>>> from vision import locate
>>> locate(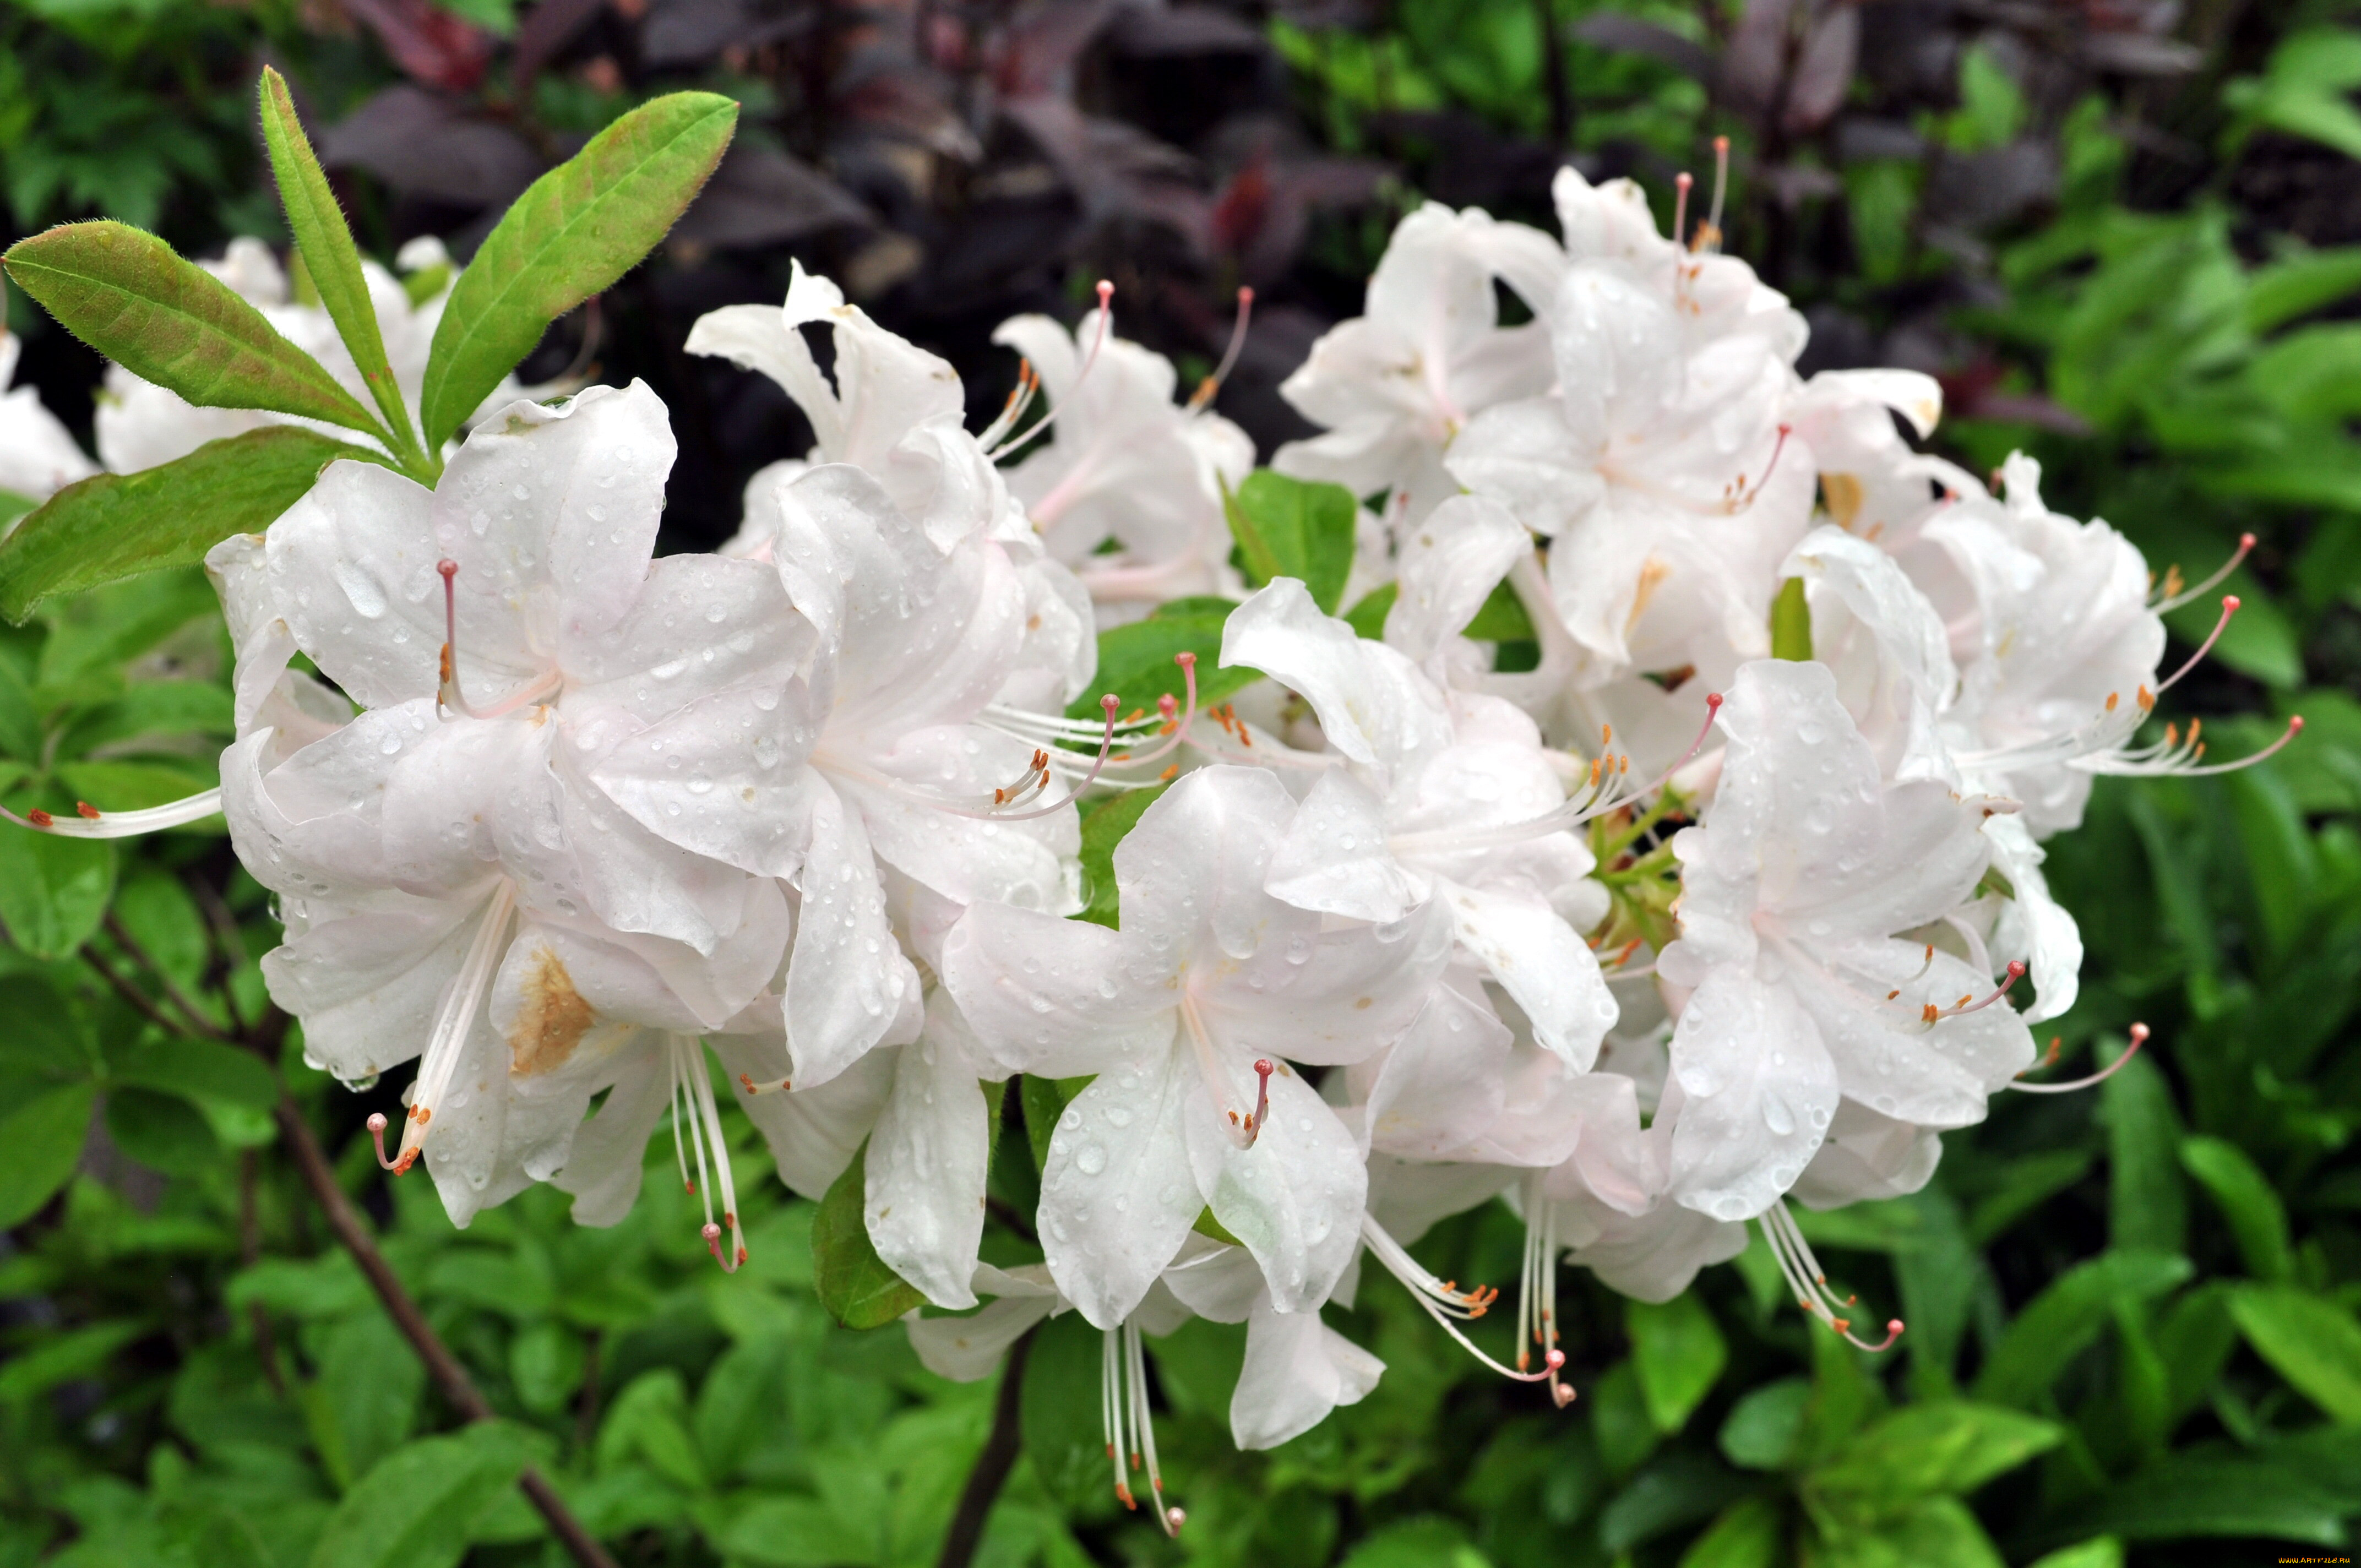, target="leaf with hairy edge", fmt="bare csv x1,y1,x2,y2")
258,68,423,470
418,92,737,449
2,223,383,437
0,427,380,622
811,1135,925,1329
